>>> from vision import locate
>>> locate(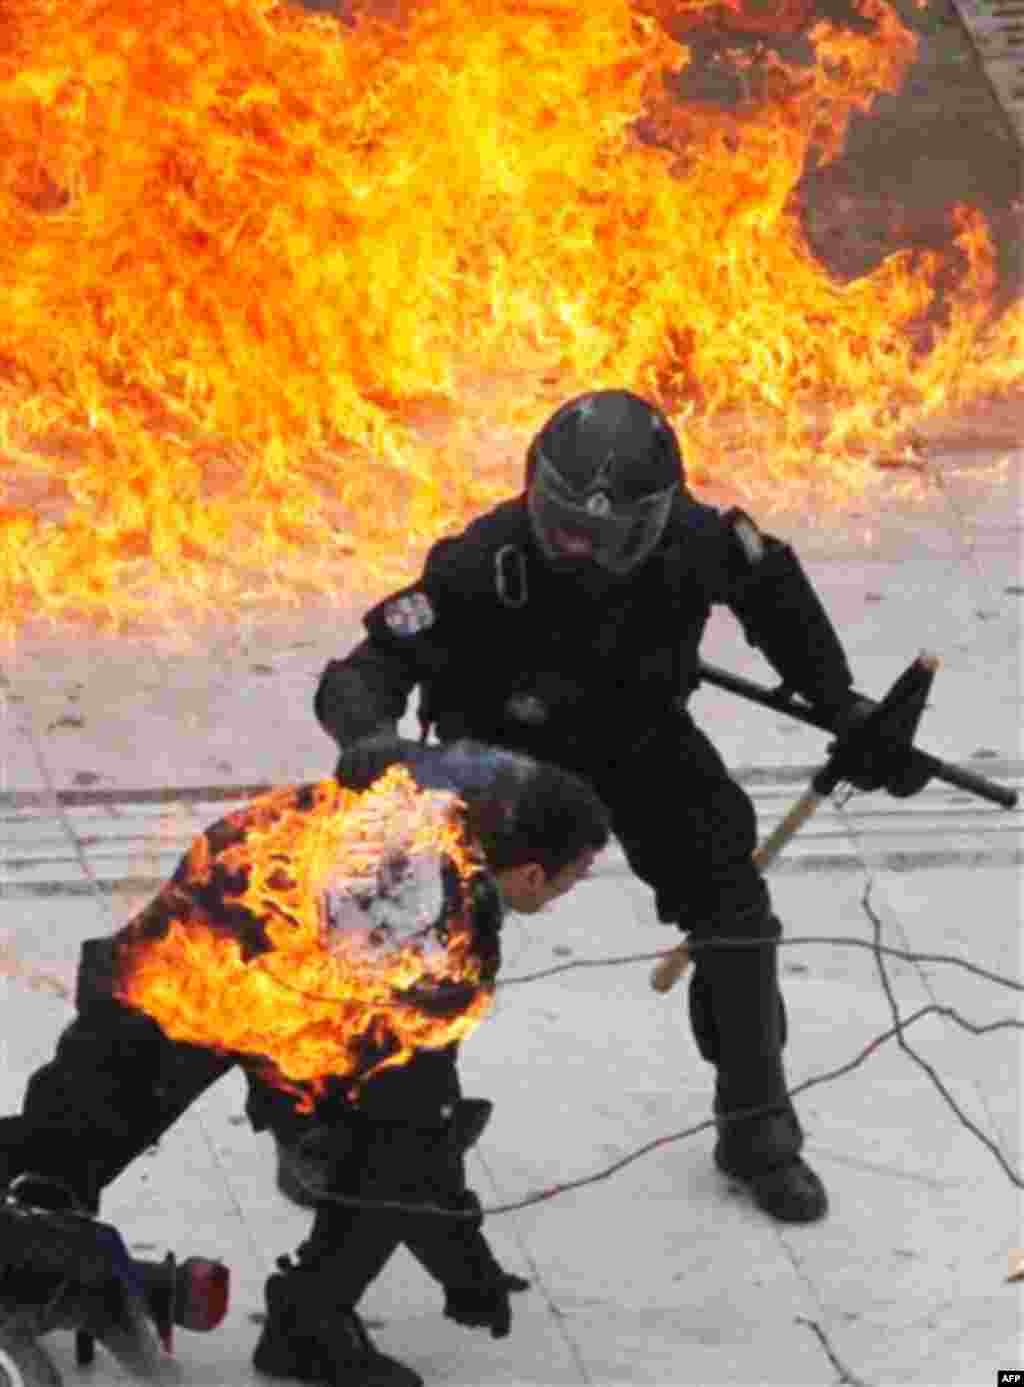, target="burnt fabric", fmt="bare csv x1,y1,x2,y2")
254,1268,425,1387
4,755,503,1213
15,951,233,1208
316,492,857,1163
14,786,347,1206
